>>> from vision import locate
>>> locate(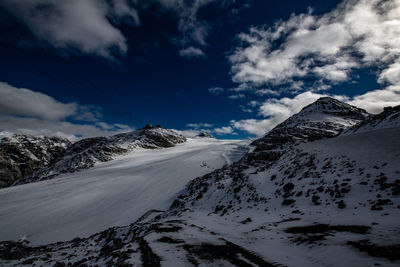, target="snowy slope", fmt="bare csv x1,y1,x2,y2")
0,138,248,245
1,125,398,266
0,99,399,266
16,127,186,185
342,105,400,135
